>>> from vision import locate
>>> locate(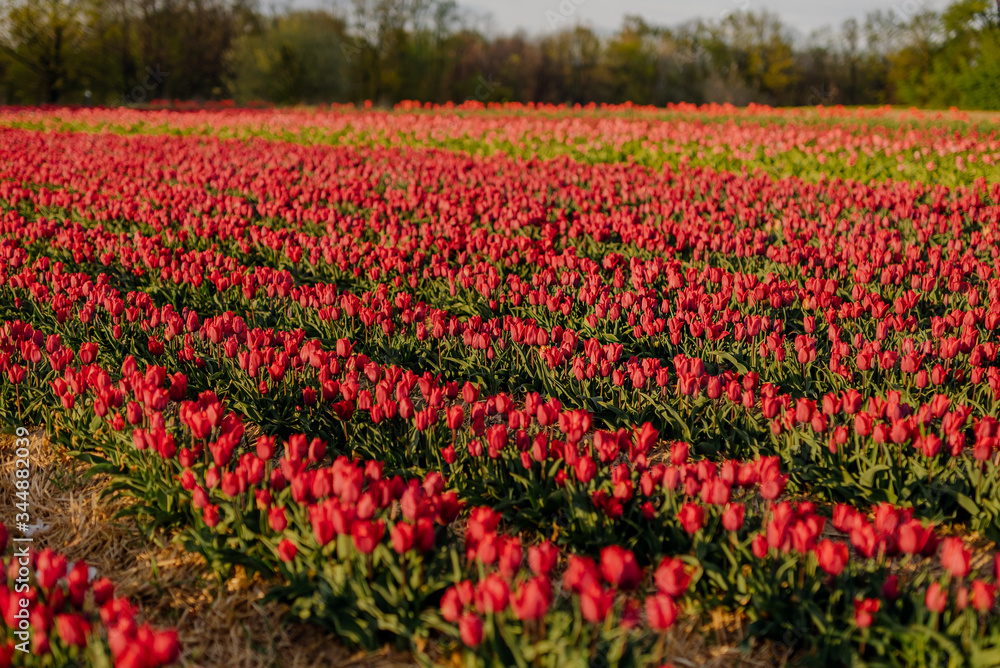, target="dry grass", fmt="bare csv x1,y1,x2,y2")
0,430,789,667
